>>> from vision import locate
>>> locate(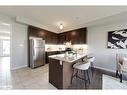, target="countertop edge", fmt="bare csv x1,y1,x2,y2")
49,54,87,63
